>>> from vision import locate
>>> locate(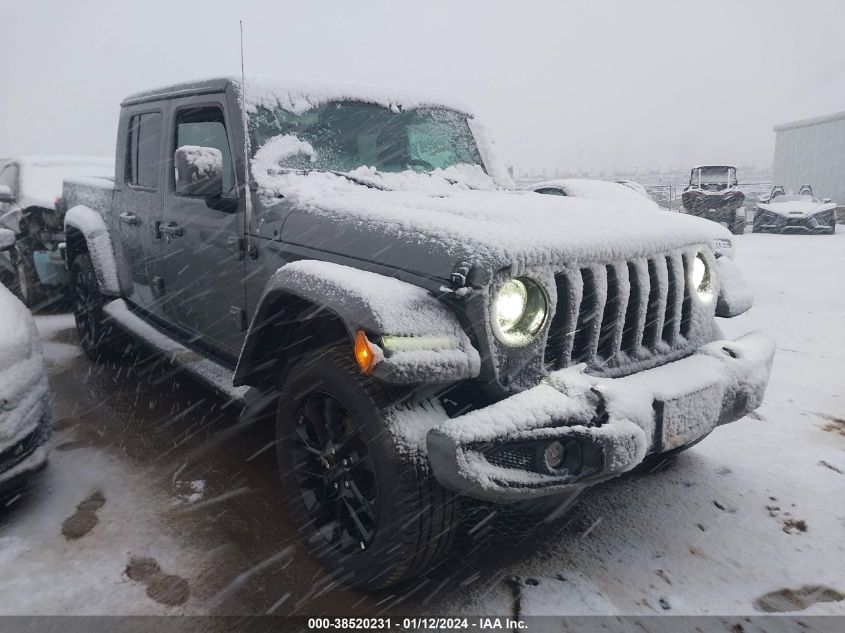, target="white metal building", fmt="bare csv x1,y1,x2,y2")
773,110,845,212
